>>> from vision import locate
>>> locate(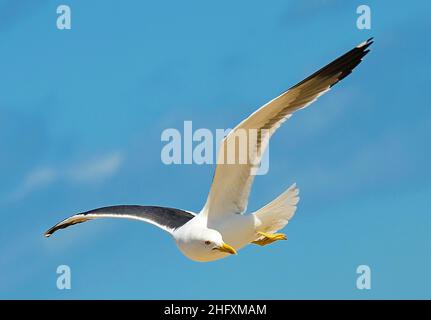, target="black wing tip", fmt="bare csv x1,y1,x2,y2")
359,37,374,46
43,214,89,238
290,38,373,91
44,219,66,238
328,38,374,87
44,226,58,238
356,37,374,53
